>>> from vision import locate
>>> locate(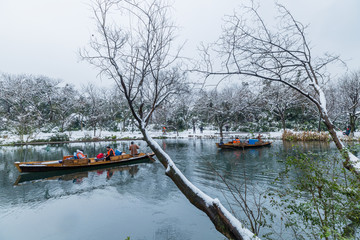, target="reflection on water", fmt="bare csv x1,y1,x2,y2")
0,139,340,240
14,165,140,186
